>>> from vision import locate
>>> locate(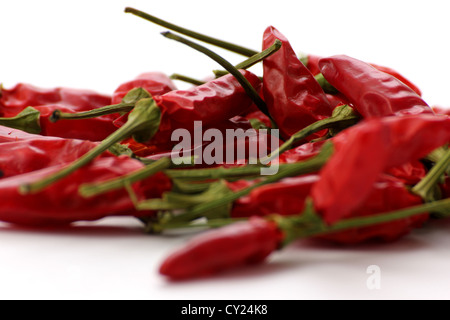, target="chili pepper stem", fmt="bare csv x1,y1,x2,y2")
50,87,151,122
411,147,450,202
161,31,270,118
79,157,172,198
0,107,41,134
213,39,283,78
124,7,258,57
19,98,161,194
262,105,359,162
160,142,334,226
